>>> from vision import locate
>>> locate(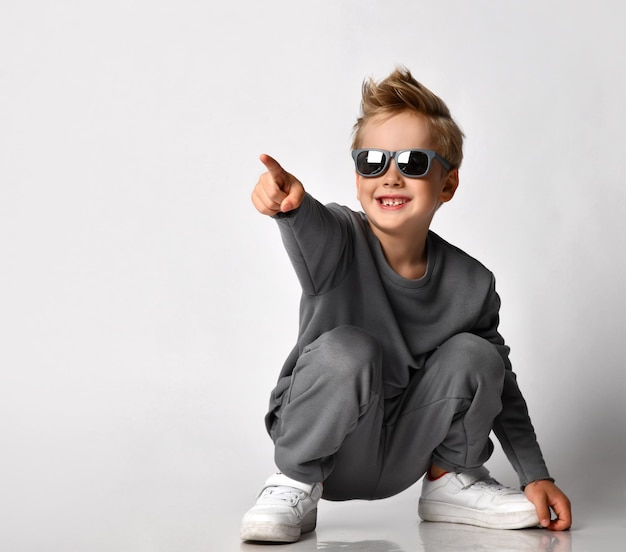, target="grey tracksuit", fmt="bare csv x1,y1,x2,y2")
265,193,551,499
